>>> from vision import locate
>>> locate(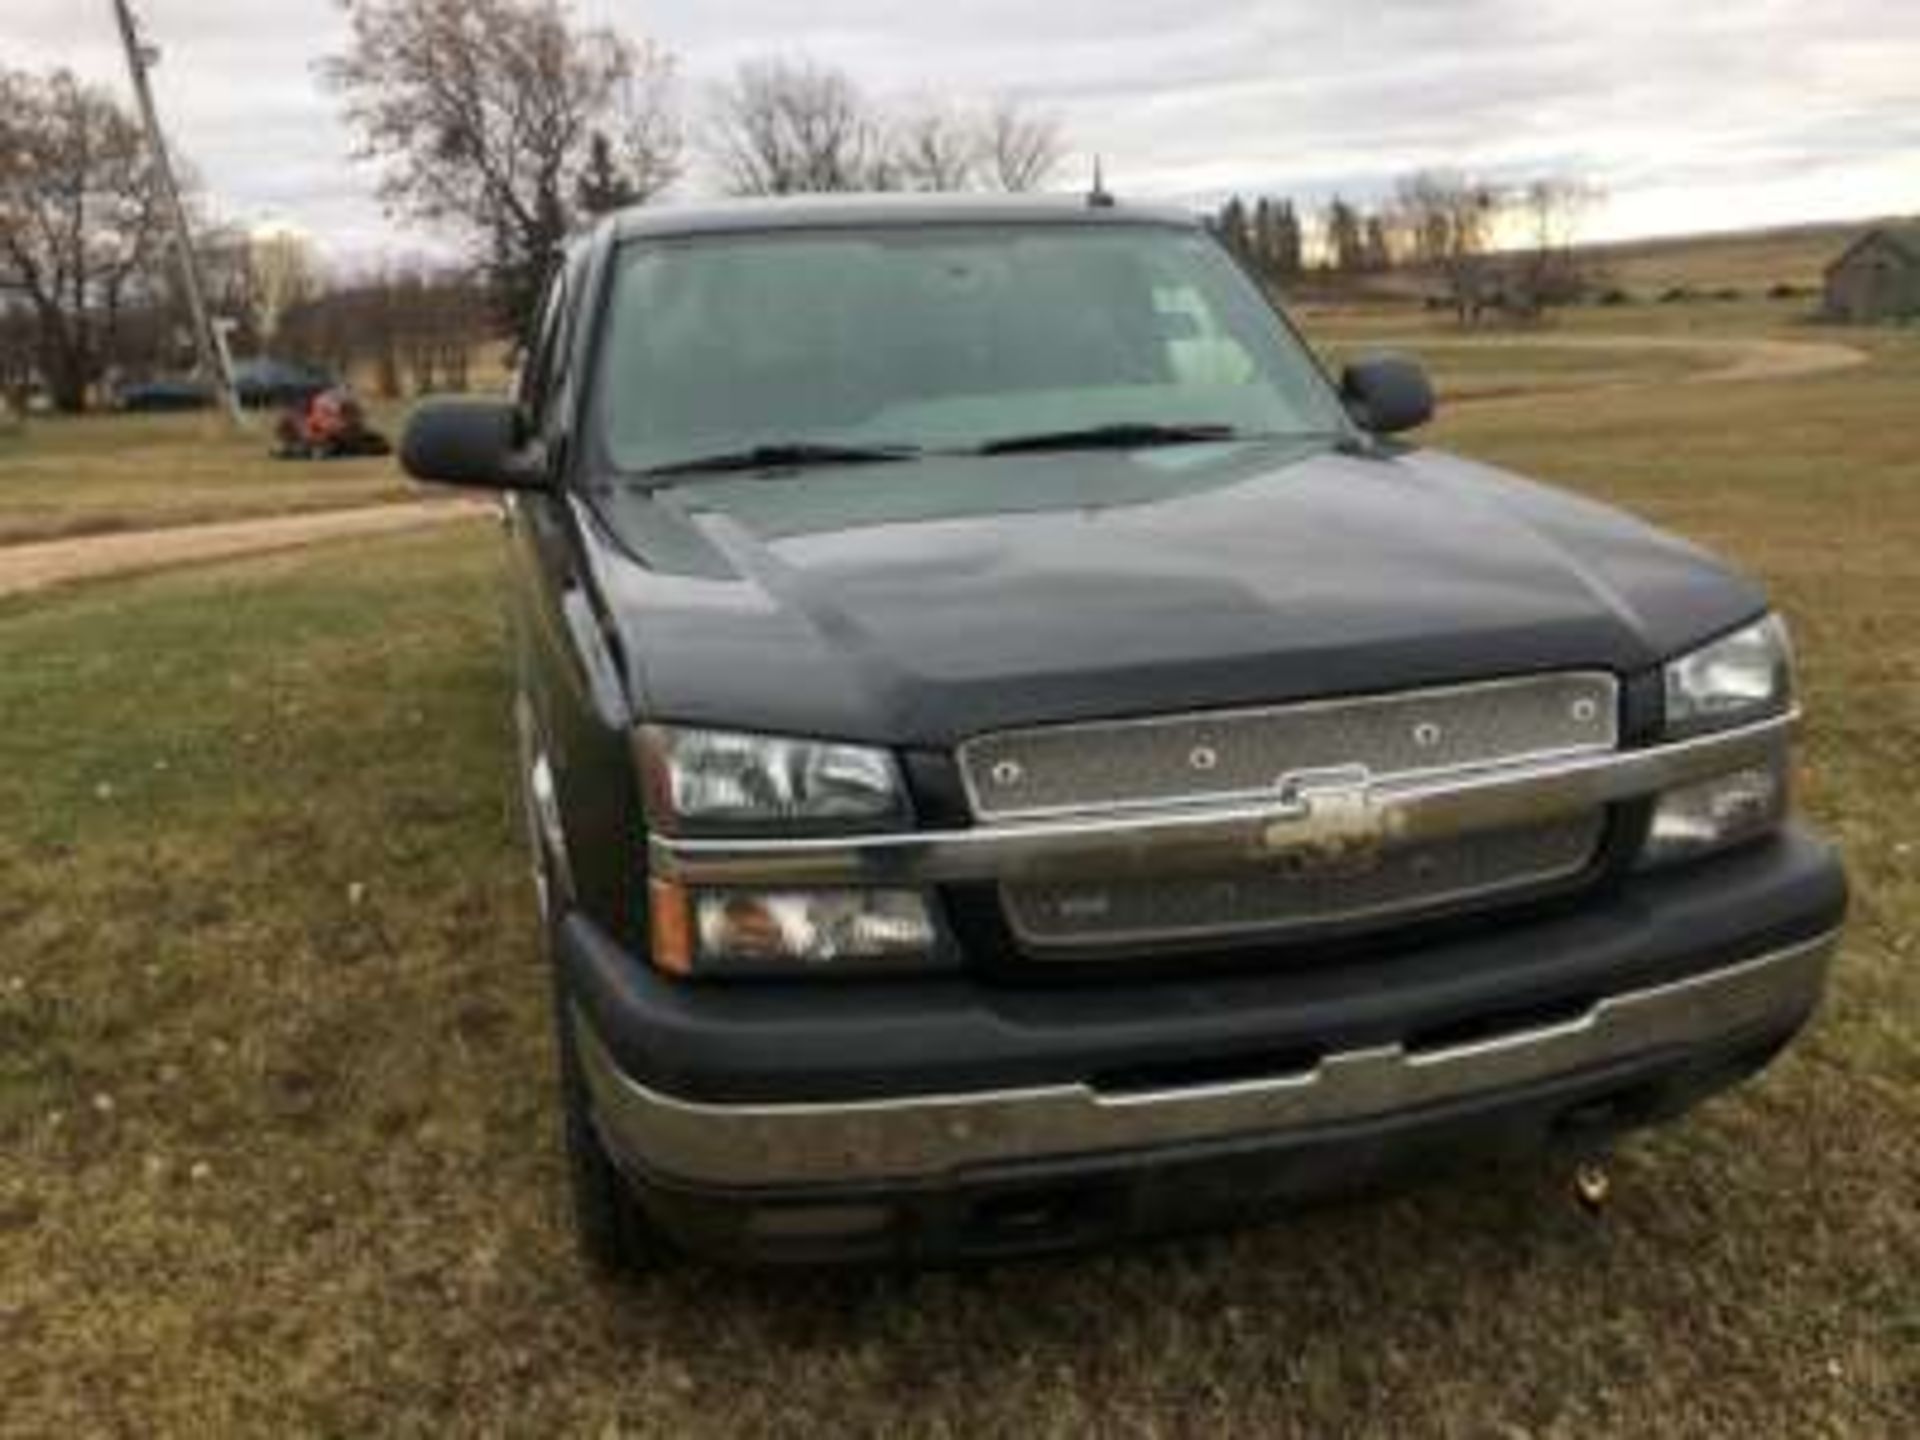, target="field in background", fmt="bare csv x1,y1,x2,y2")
2,293,1917,1434
0,406,414,547
1580,218,1888,294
